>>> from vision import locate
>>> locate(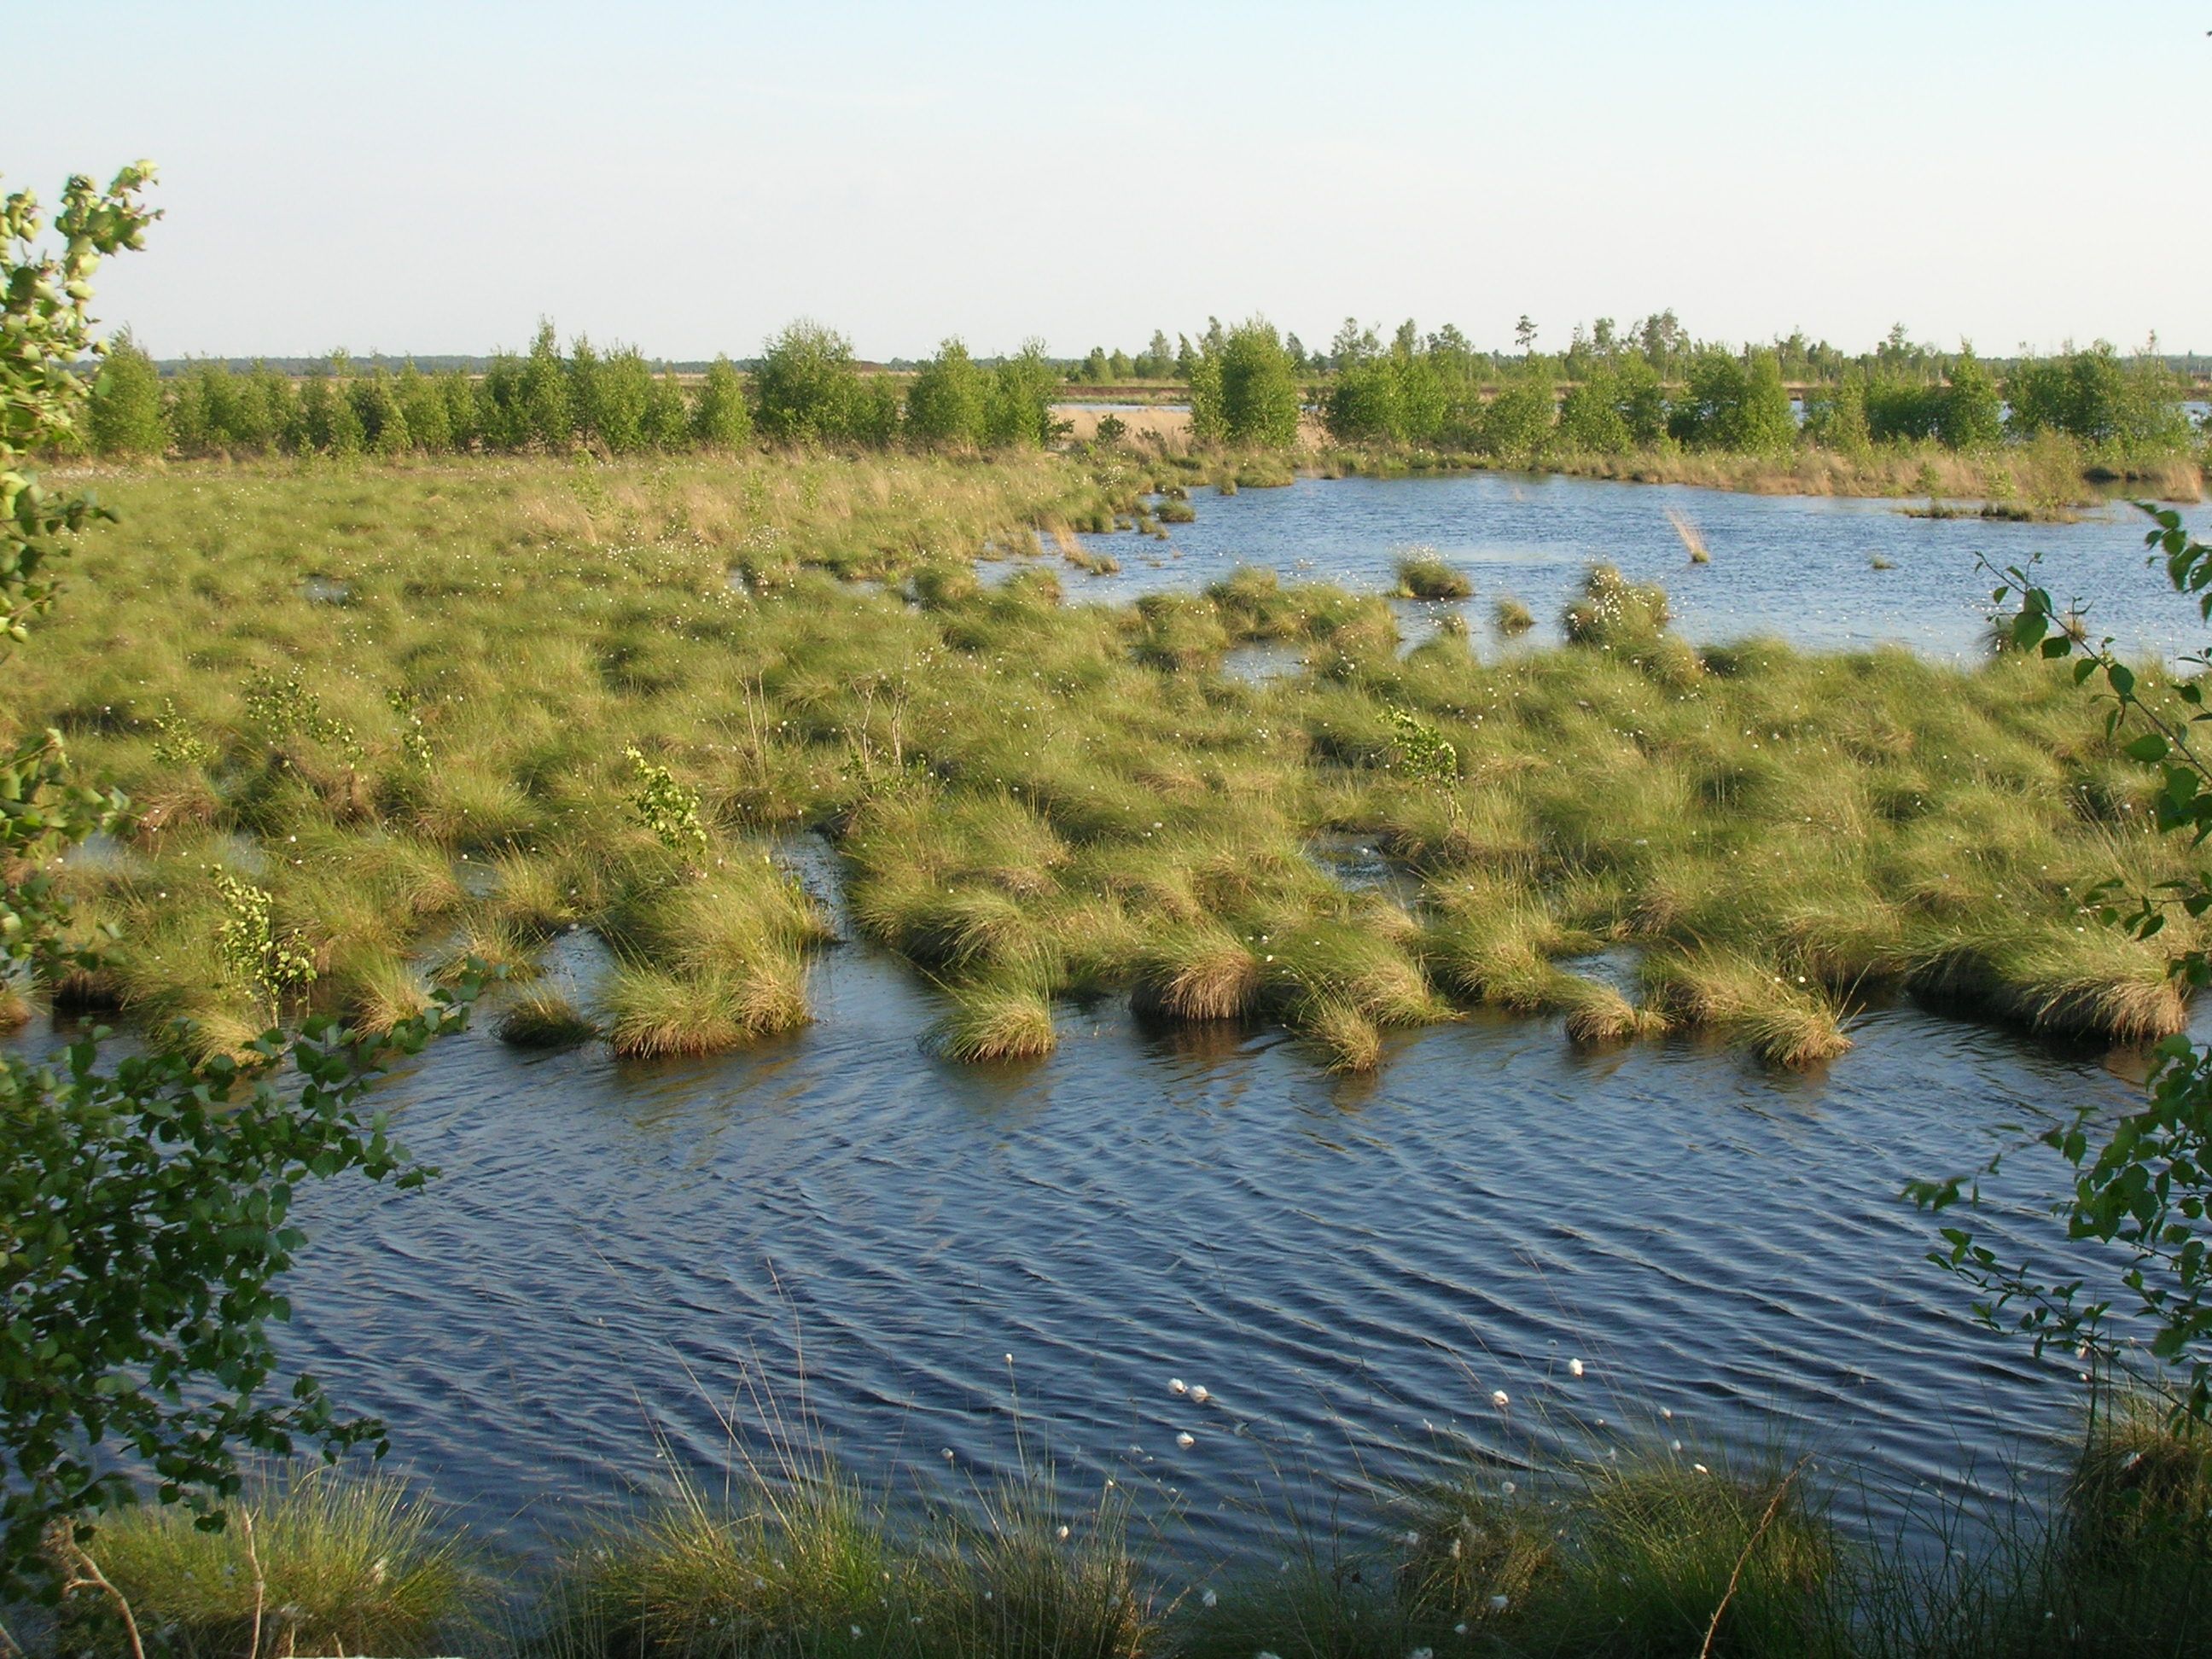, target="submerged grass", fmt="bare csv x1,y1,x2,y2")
14,453,2203,1075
